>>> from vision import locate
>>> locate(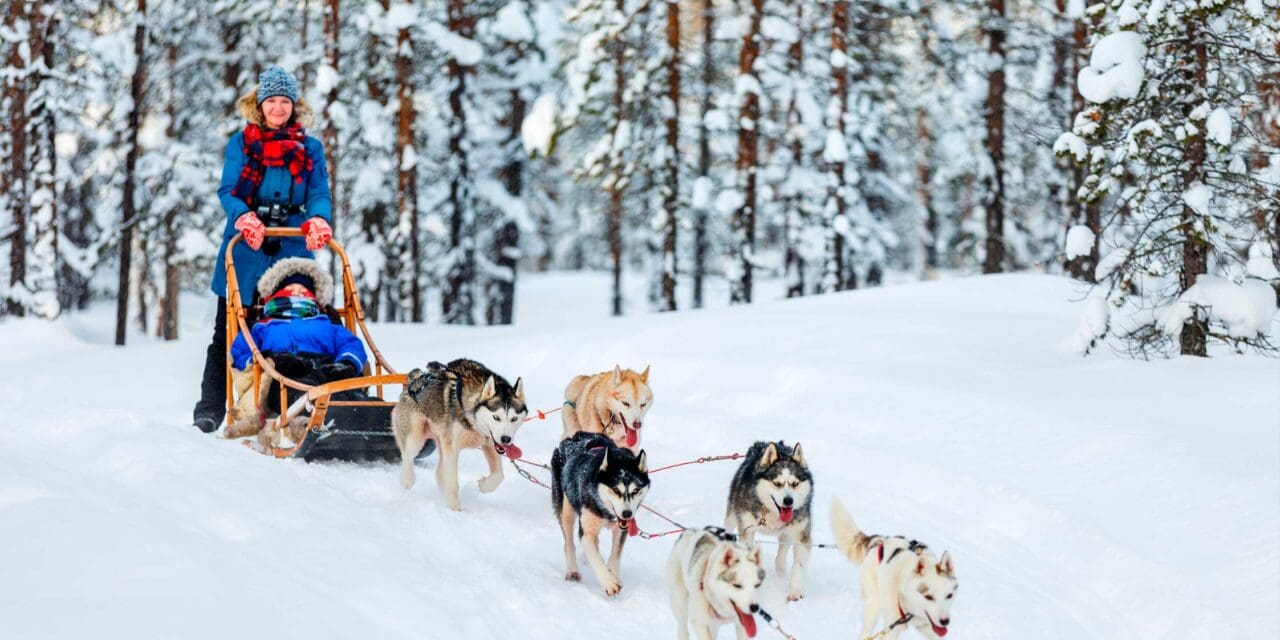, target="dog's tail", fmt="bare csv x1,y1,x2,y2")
831,497,872,564
550,444,566,515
